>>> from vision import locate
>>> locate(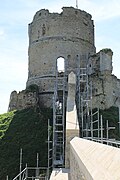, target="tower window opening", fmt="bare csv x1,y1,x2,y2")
57,57,65,75
42,24,46,36
57,57,65,77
